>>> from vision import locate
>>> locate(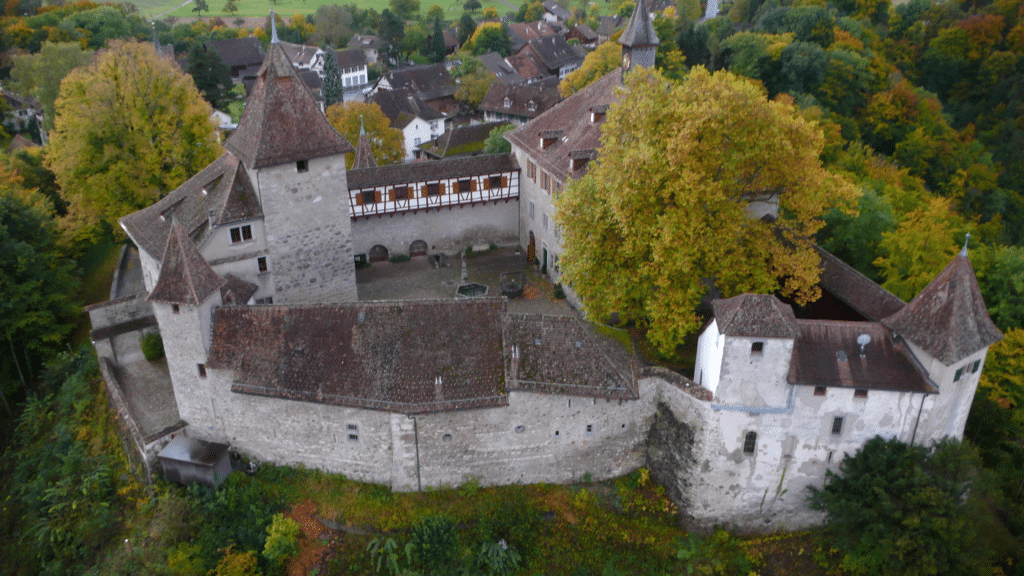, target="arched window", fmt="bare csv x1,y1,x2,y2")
743,431,757,454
